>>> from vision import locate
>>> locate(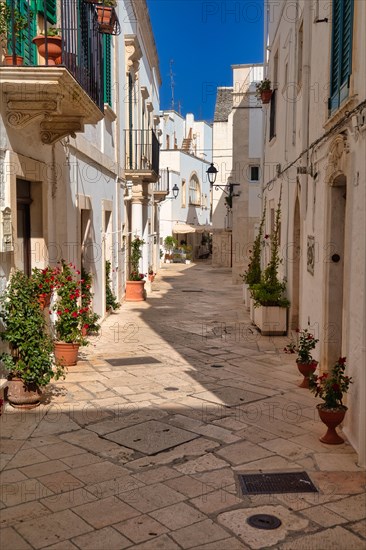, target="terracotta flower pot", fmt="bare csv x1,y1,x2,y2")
125,280,146,302
32,35,62,65
317,404,347,445
260,89,273,104
4,54,24,66
38,293,51,310
54,342,79,366
148,274,155,282
297,360,318,388
95,6,116,34
7,377,41,409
